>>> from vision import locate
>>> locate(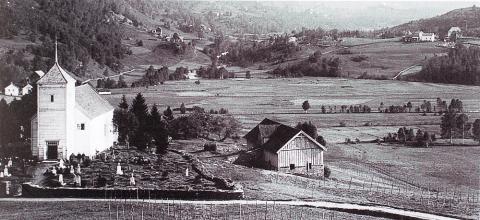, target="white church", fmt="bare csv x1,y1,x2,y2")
31,44,117,160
